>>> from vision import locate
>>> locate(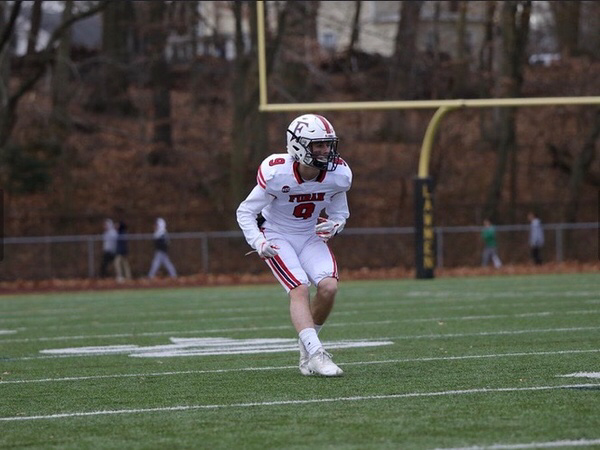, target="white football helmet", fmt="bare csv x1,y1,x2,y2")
286,114,340,171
